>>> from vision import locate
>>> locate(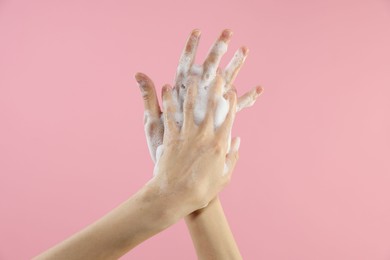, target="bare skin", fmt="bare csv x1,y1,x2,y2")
185,198,242,260
135,29,263,260
136,28,263,163
33,72,239,260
